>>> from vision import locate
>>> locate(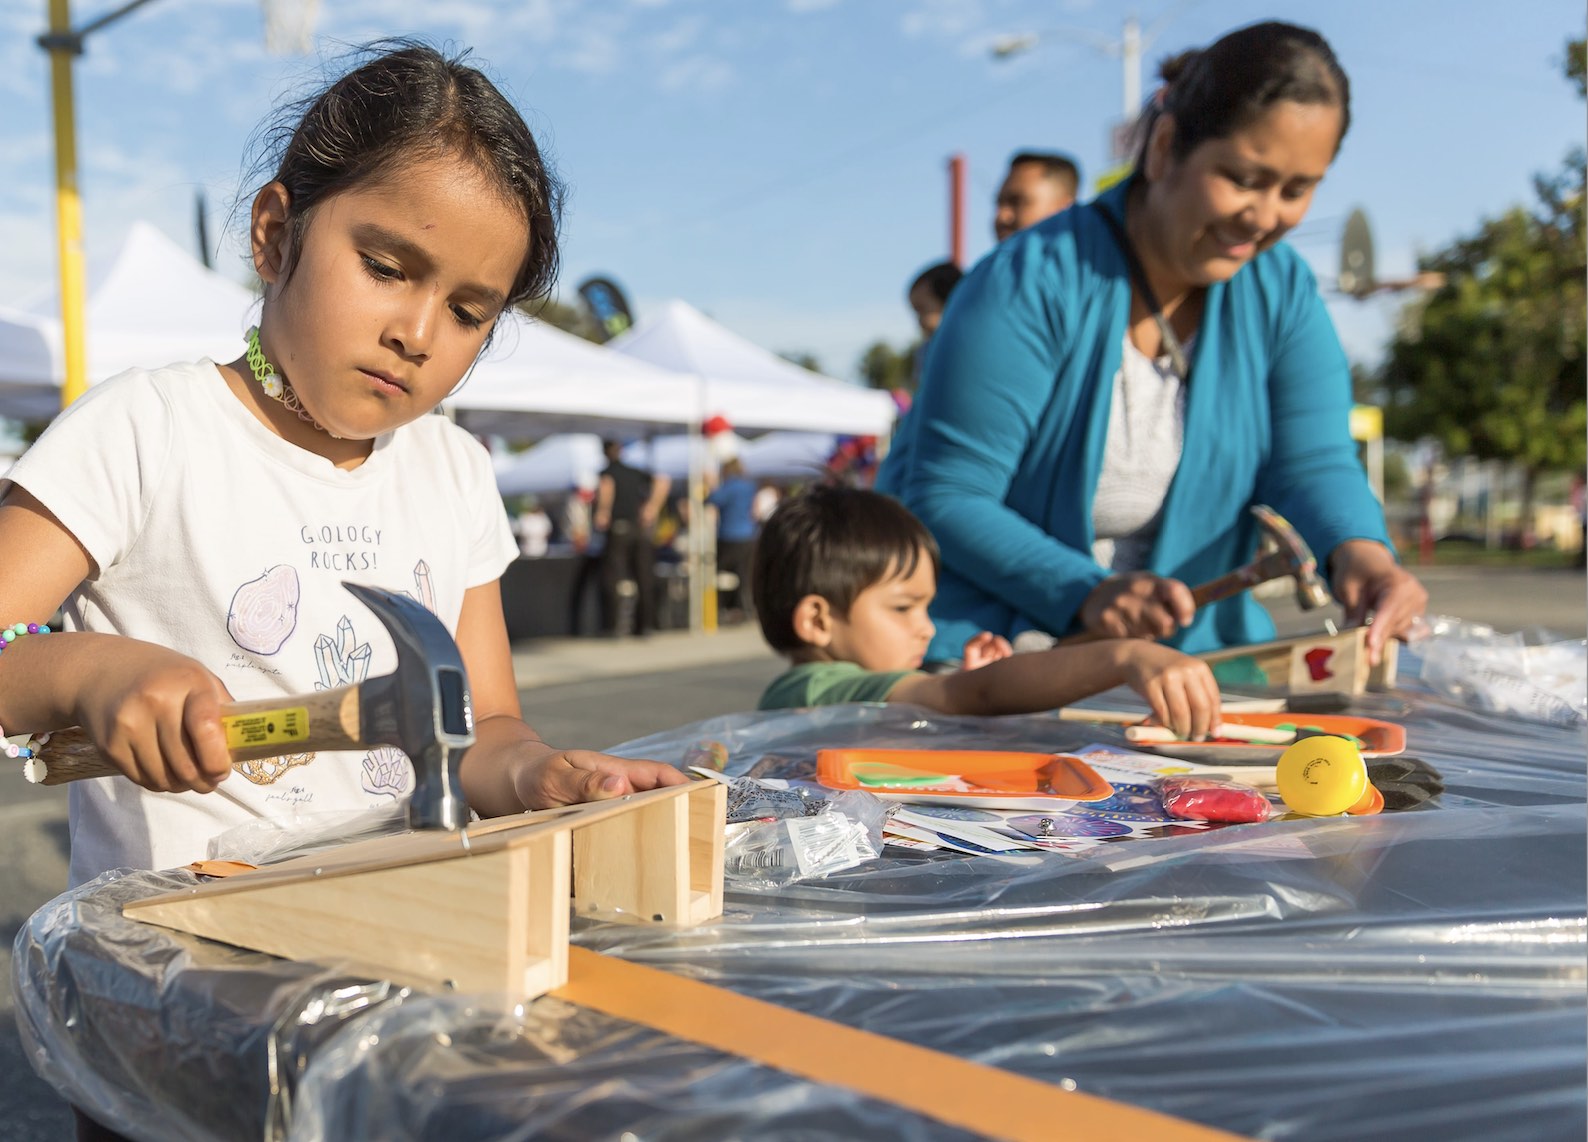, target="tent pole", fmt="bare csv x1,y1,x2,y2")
687,394,704,634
